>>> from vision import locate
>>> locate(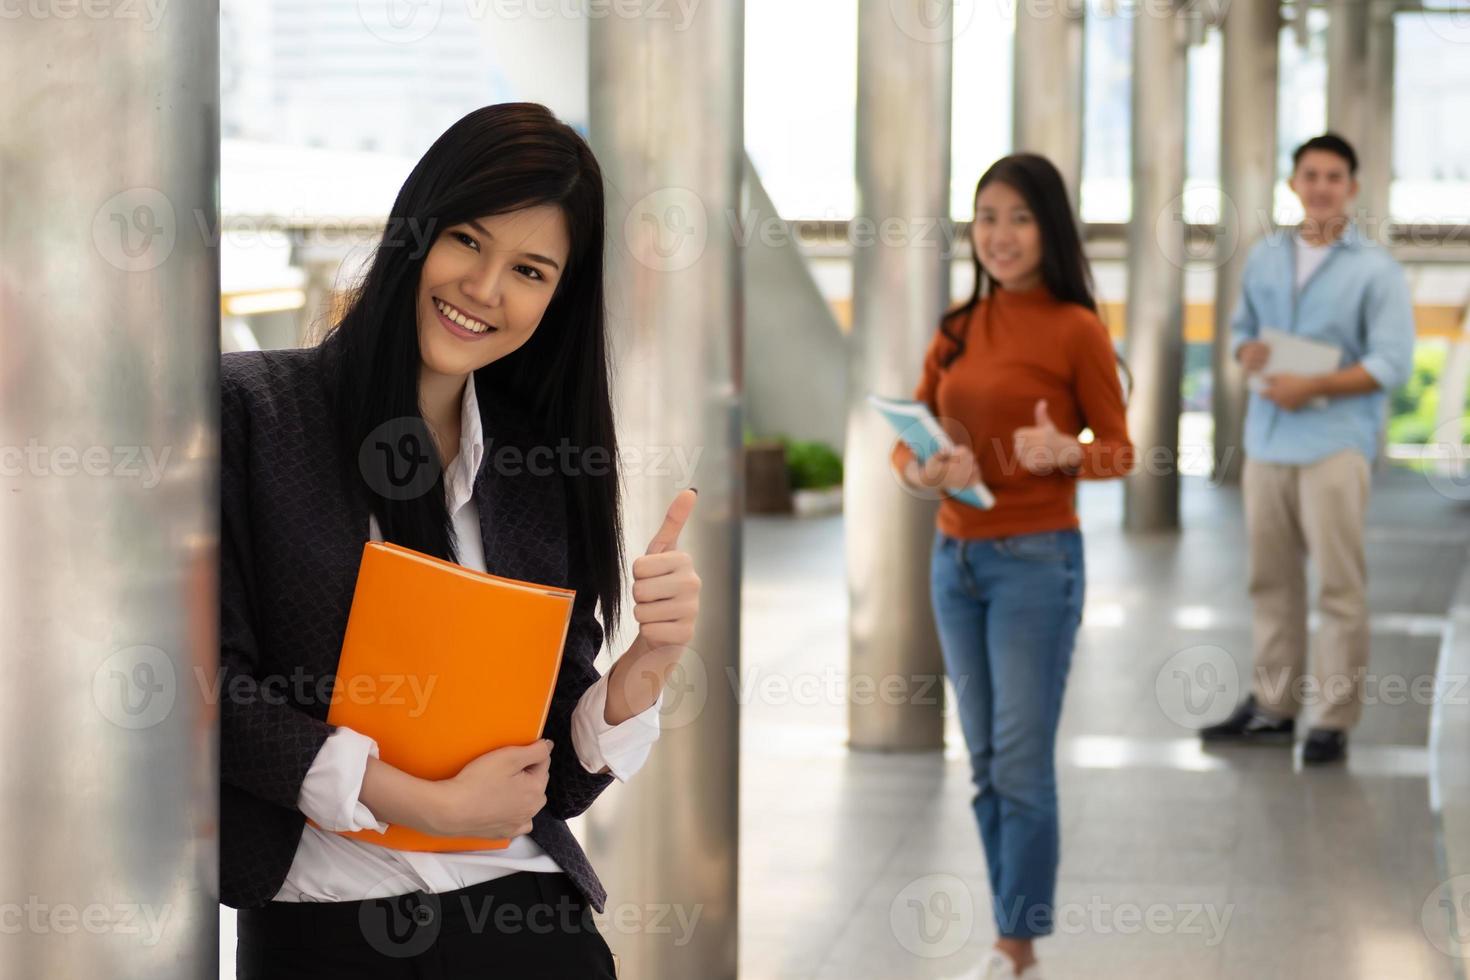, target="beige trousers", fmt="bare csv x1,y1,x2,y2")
1243,448,1371,731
